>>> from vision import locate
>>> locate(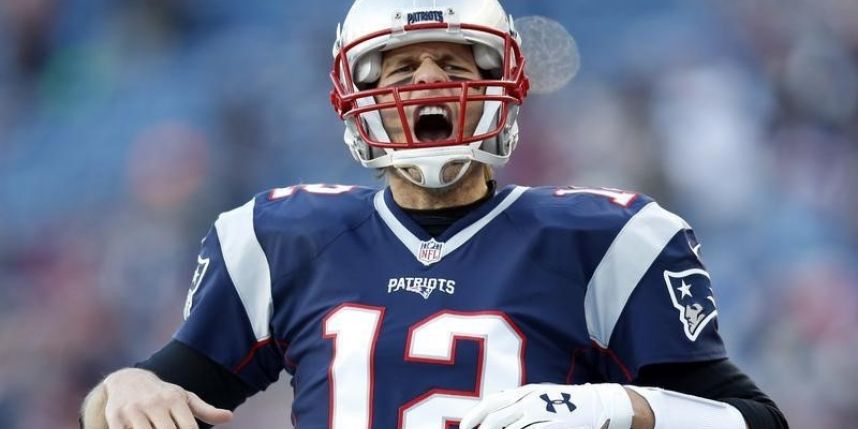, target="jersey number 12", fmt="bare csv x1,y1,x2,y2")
323,304,525,429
